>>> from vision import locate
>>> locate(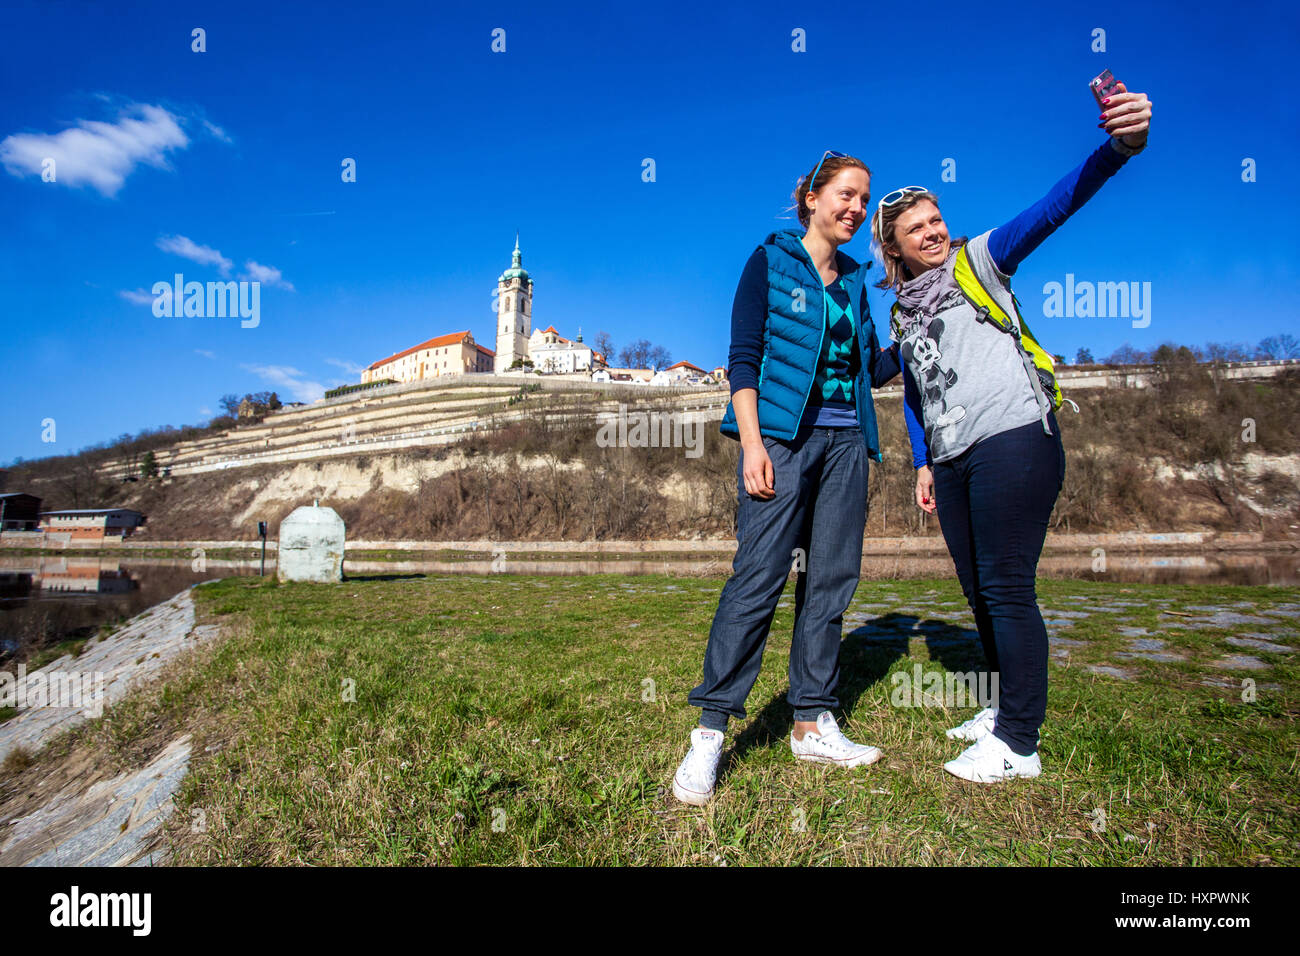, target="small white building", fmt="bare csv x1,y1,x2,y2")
529,325,602,374
650,360,709,385
599,368,654,384
665,360,708,382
